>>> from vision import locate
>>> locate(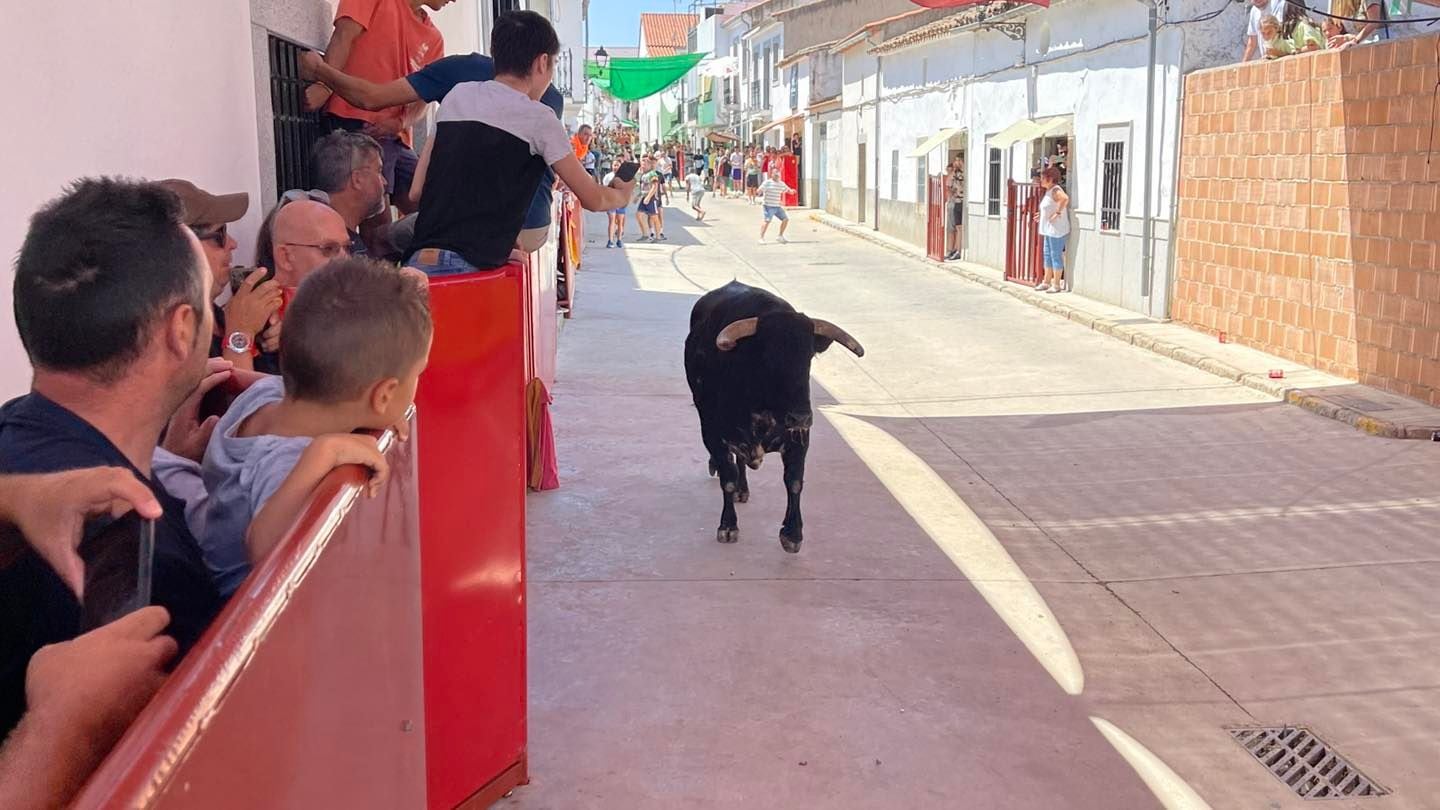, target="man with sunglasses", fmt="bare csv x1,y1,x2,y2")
156,180,281,375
